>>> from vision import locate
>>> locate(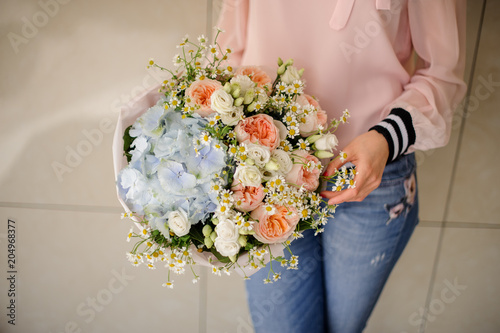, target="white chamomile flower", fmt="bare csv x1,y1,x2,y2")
273,273,282,281
291,80,304,94
276,82,287,93
283,112,296,125
339,151,348,162
208,44,218,56
214,26,225,33
200,131,212,145
297,139,309,151
172,54,182,66
126,227,134,242
263,204,276,215
211,265,222,276
197,34,207,45
287,125,300,138
162,281,174,289
341,109,350,122
314,228,325,236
